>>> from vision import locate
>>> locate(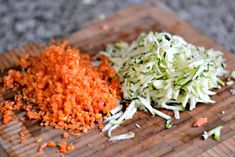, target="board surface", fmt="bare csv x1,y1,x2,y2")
0,1,235,157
